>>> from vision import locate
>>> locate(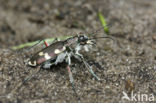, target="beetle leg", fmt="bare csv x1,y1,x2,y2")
73,53,100,81
54,38,59,42
9,67,41,96
25,39,44,52
43,37,60,47
55,52,67,65
43,40,49,47
87,60,104,71
23,66,41,84
67,66,74,89
66,65,78,97
67,53,71,65
70,47,99,80
42,60,55,69
72,53,82,62
27,38,59,52
83,60,100,81
65,52,79,97
75,44,83,56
